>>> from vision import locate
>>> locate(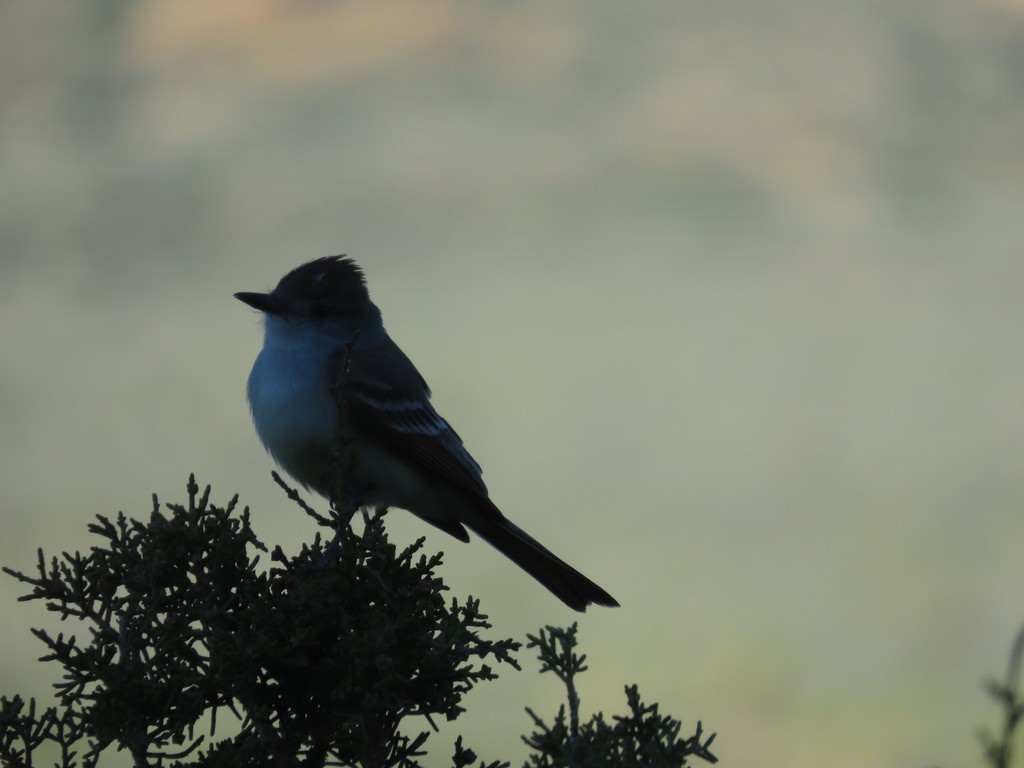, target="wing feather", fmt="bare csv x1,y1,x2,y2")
334,342,489,500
